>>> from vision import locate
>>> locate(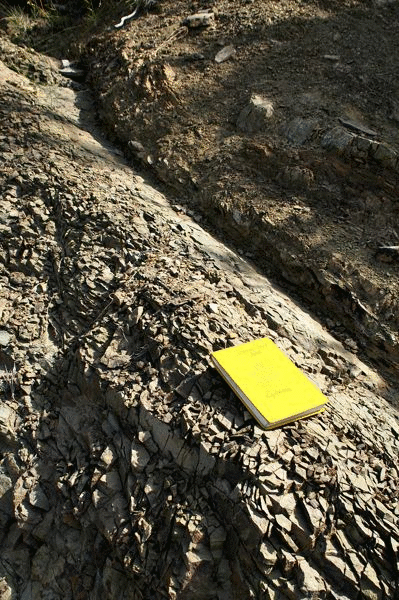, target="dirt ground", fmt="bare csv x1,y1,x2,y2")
60,0,398,371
